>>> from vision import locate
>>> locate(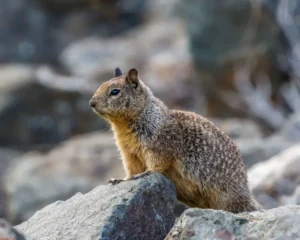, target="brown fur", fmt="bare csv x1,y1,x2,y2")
90,68,262,213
